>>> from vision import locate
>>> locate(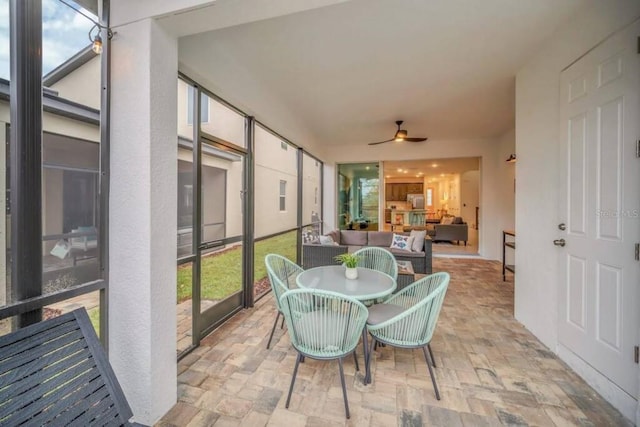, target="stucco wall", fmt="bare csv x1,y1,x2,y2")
515,1,640,421
255,126,298,237
49,55,101,110
514,0,640,351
